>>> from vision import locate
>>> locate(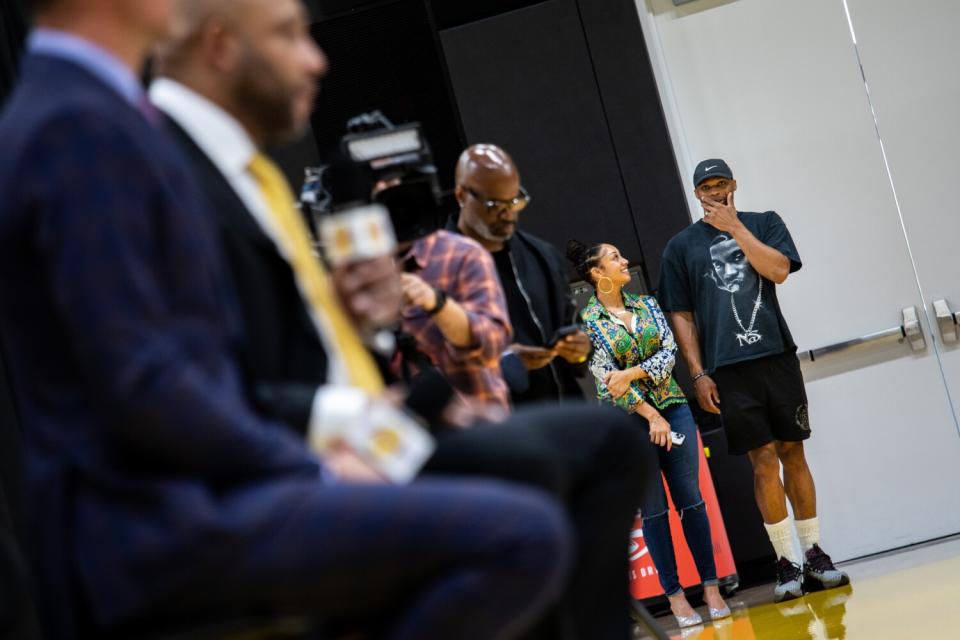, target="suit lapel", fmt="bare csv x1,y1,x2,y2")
162,113,326,357
162,116,279,254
